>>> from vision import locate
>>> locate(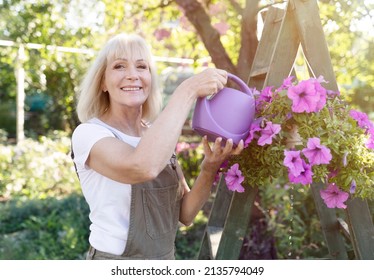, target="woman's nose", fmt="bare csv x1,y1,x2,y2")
125,67,139,80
